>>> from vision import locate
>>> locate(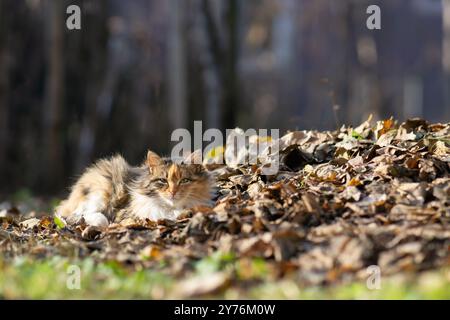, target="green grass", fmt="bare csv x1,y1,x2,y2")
243,273,450,299
0,256,173,299
1,255,449,299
